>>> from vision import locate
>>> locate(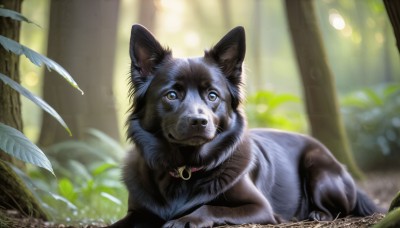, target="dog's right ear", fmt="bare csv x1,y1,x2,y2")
130,24,171,77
